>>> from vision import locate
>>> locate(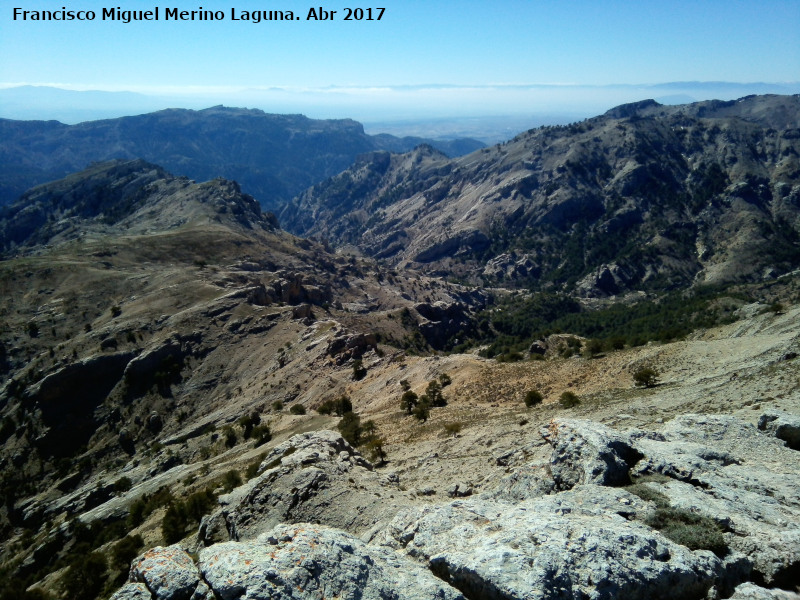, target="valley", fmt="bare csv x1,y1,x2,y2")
0,95,799,599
